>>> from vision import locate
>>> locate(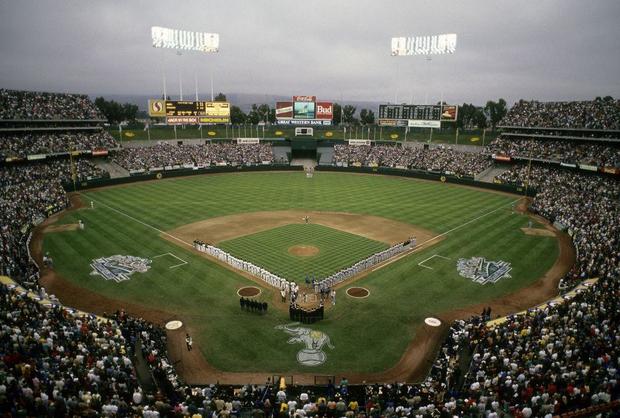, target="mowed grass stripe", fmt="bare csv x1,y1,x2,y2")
43,172,561,374
218,224,389,282
82,173,517,231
